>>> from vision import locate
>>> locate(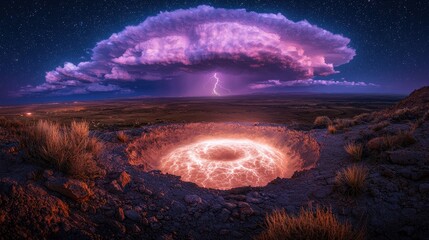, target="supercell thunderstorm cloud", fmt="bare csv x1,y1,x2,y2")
23,5,357,96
